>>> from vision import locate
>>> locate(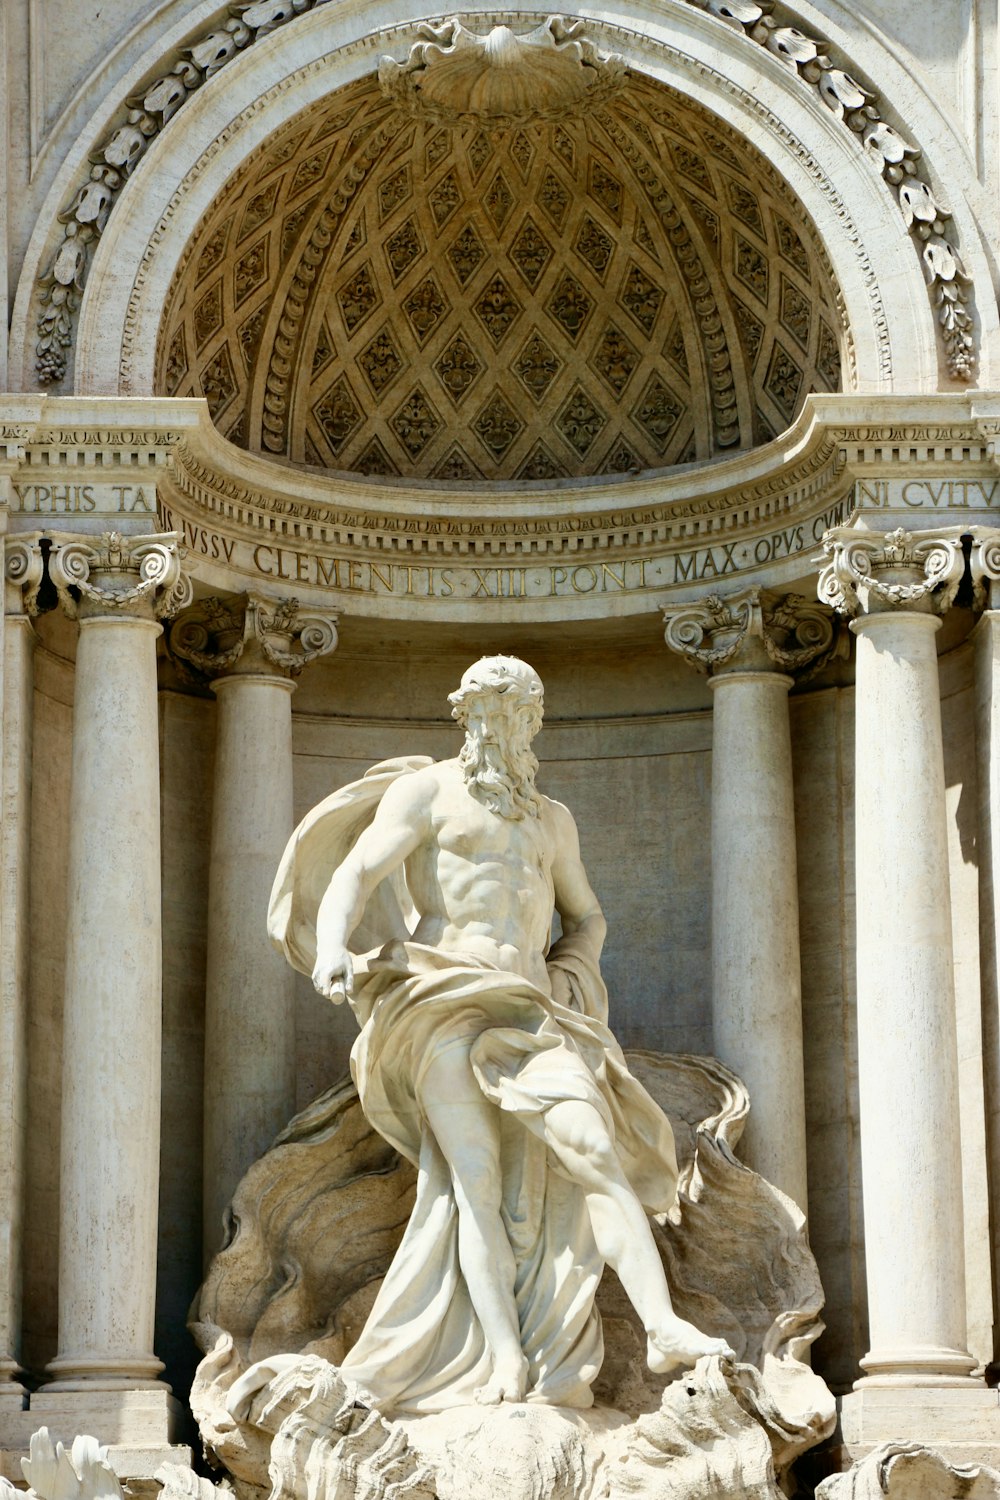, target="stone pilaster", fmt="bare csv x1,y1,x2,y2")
819,525,976,1393
969,528,1000,1371
663,586,837,1211
168,592,338,1258
0,539,44,1404
40,532,189,1414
